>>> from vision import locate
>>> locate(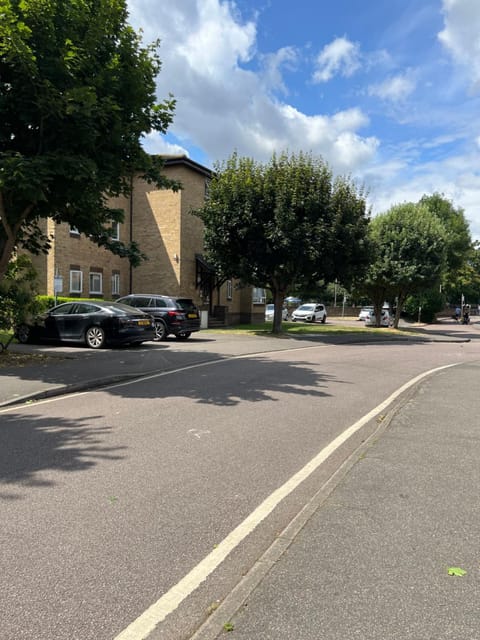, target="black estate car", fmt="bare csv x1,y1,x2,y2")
116,294,201,341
